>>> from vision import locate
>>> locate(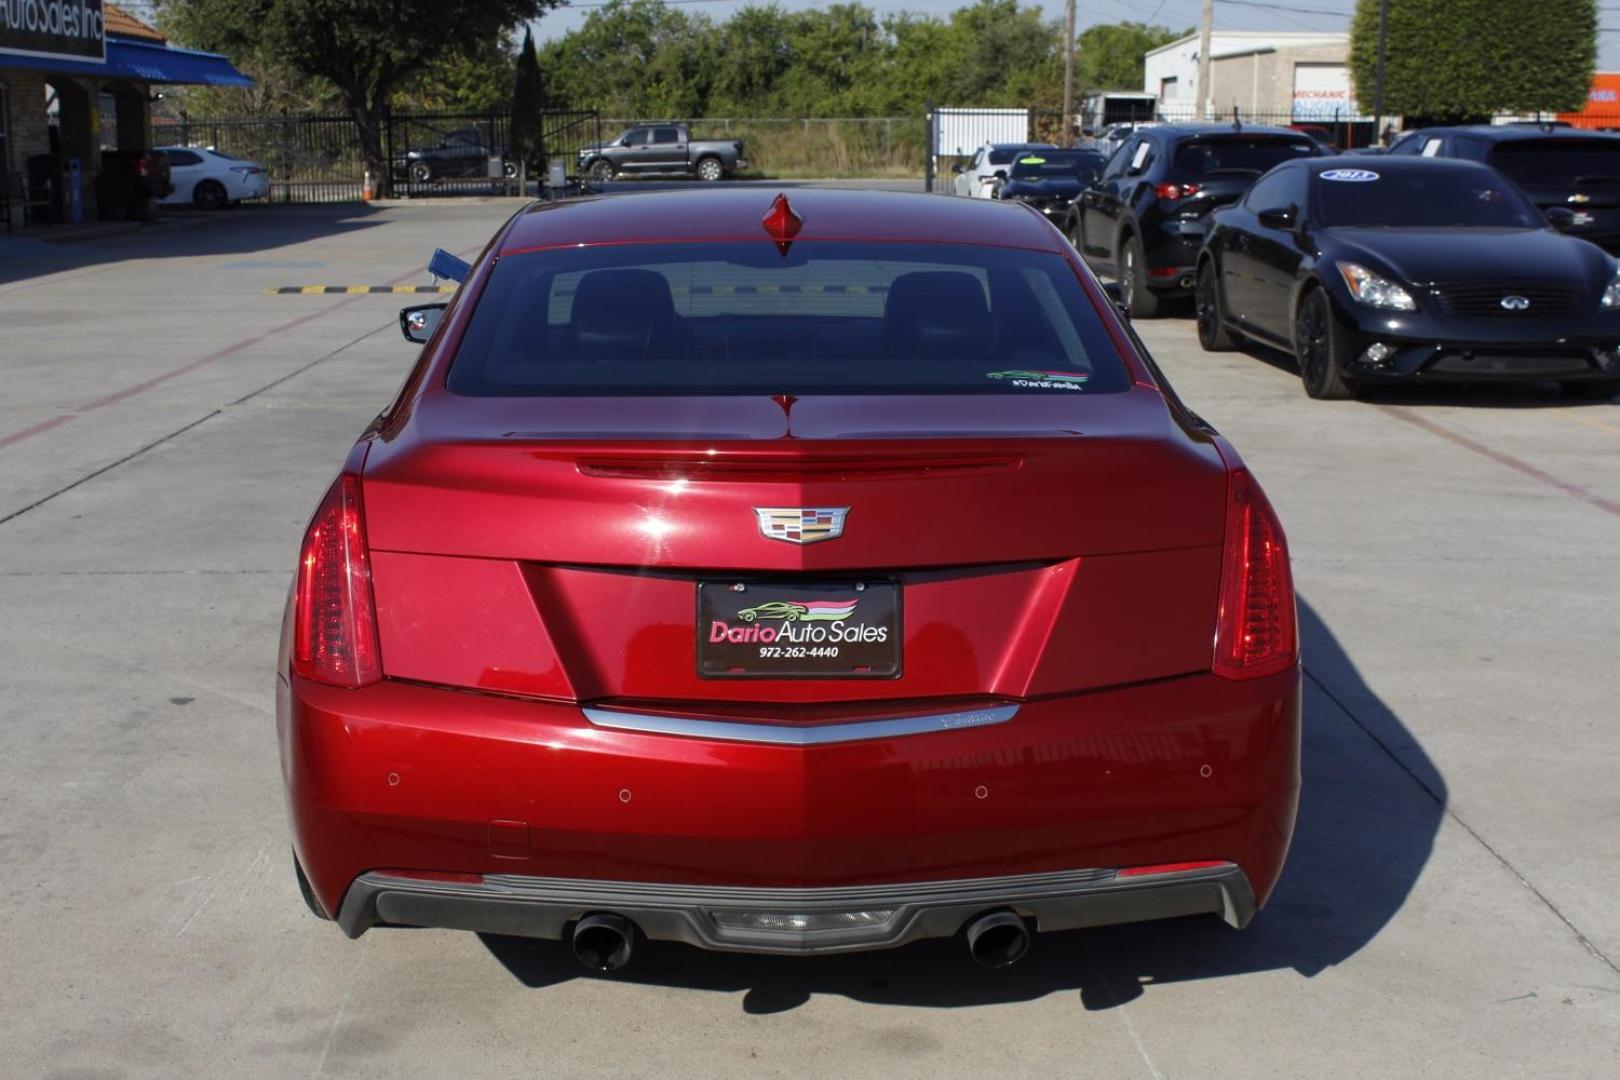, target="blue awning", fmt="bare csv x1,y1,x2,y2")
0,37,253,87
